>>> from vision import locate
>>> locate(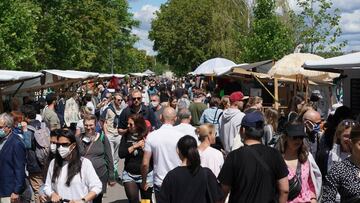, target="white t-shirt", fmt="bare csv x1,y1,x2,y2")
86,101,95,115
44,158,102,202
144,124,184,186
76,119,85,134
174,123,199,145
198,146,224,177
